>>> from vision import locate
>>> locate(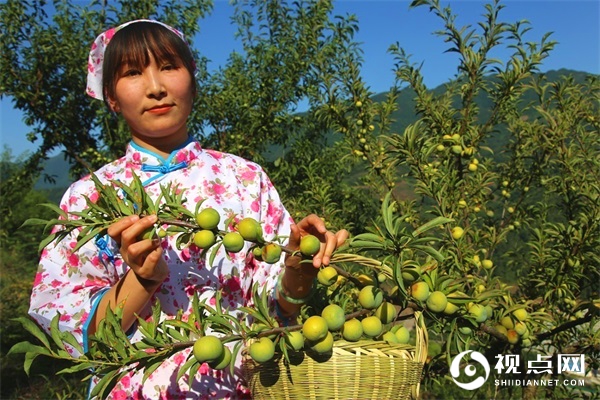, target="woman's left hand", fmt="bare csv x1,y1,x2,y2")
286,214,349,270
